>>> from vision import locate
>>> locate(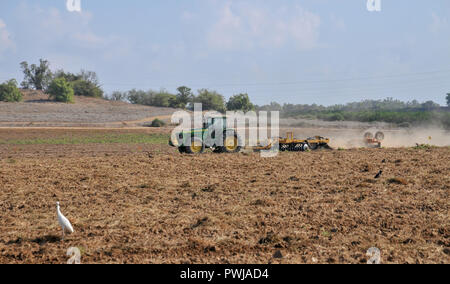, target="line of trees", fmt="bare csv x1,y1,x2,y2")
256,97,450,128
257,97,443,114
106,87,255,113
